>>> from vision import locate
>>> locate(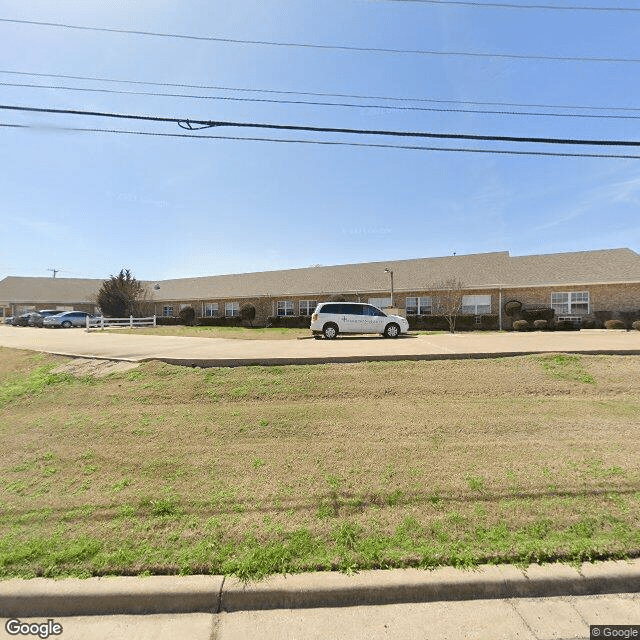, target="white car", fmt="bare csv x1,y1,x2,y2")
310,302,409,339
